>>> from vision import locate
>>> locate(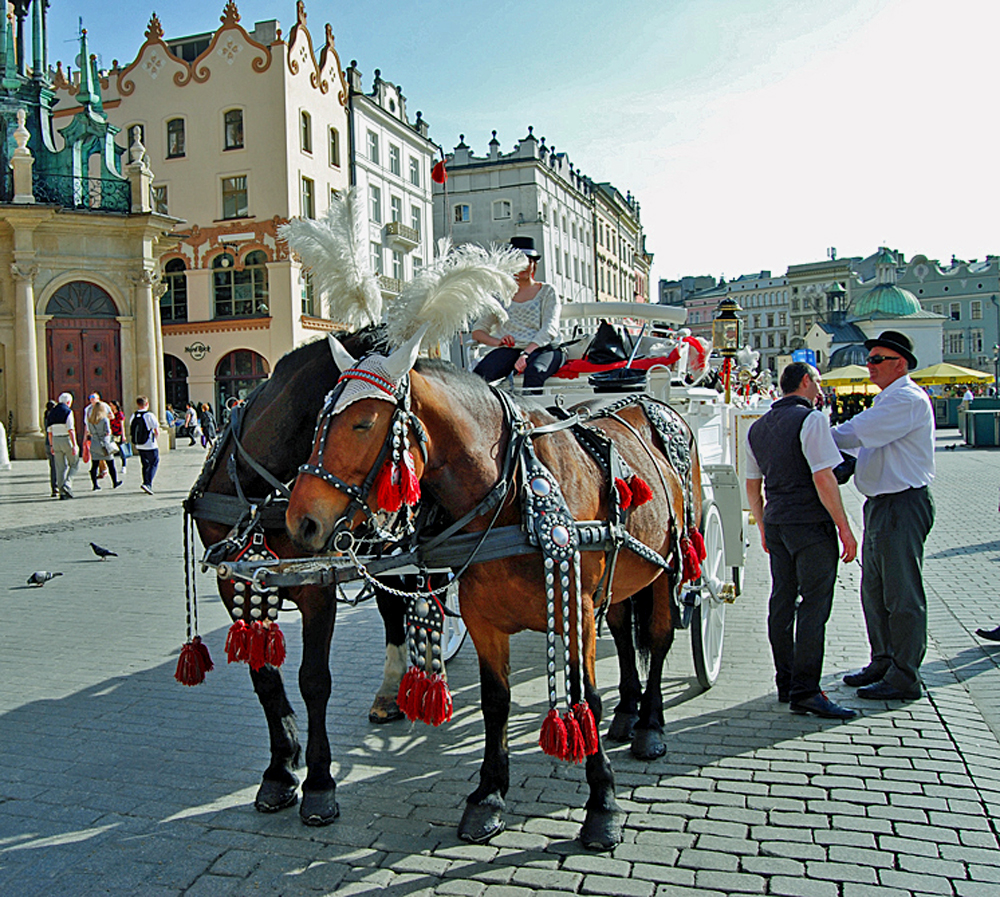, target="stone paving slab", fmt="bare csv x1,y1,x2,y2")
1,432,999,895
